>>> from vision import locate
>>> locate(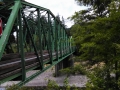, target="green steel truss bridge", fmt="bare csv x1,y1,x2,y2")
0,0,75,86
